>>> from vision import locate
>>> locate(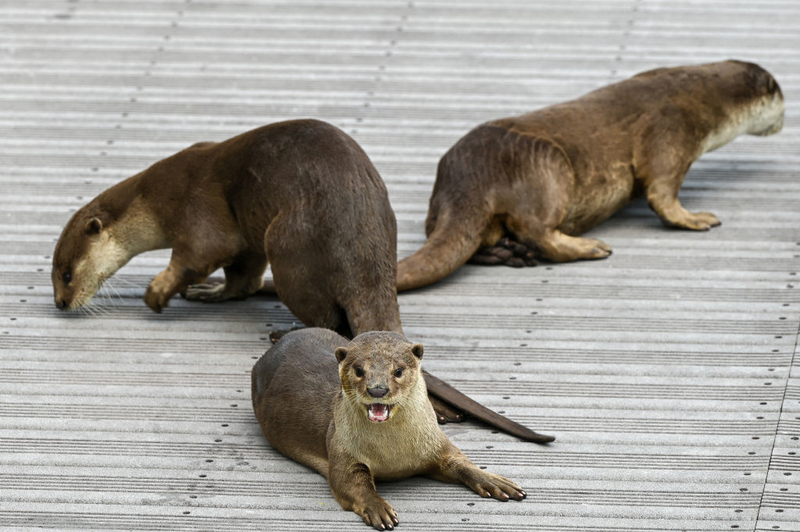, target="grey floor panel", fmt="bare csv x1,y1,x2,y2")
1,0,799,531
